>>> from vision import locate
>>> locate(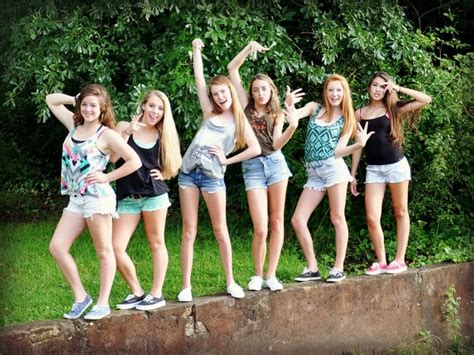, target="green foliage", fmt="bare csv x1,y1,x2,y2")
442,286,467,353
